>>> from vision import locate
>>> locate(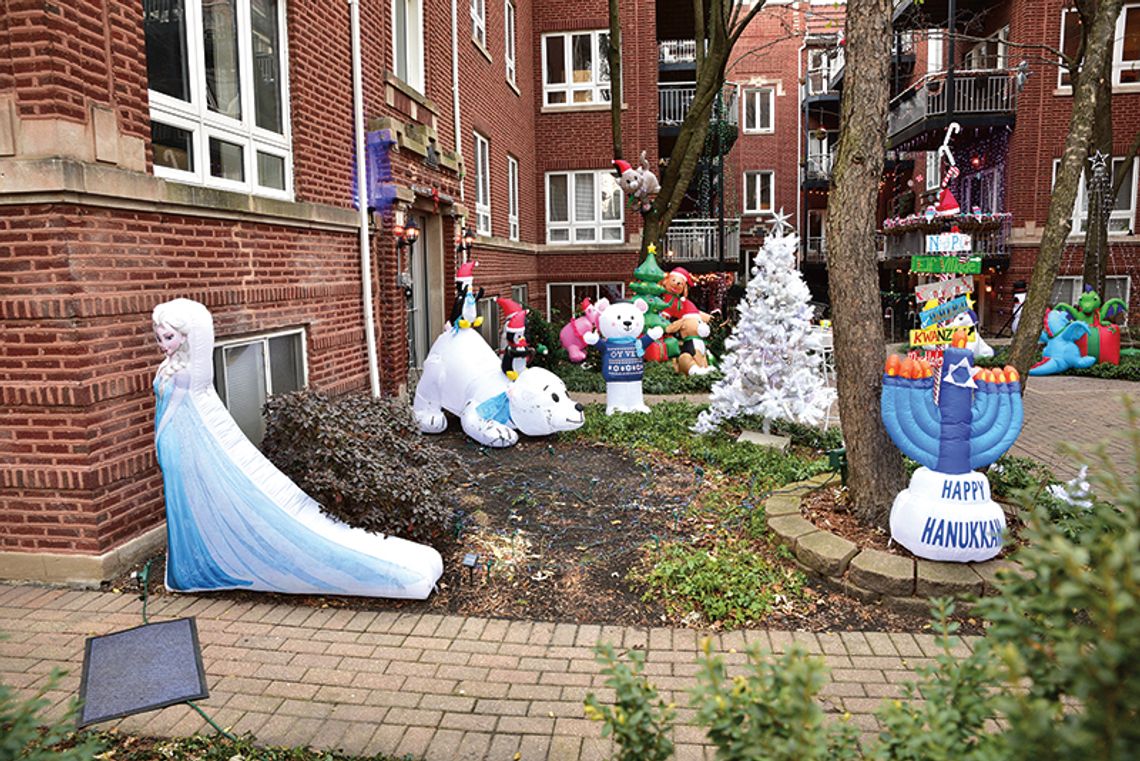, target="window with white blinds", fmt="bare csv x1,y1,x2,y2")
545,169,623,244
